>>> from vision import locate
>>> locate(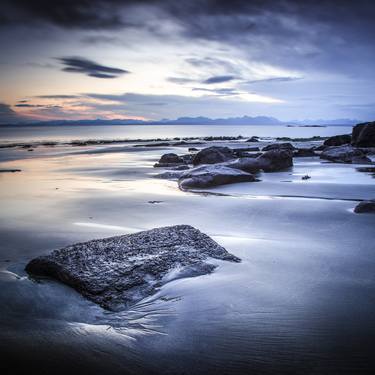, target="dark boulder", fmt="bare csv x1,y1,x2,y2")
352,121,375,147
226,158,263,174
320,145,371,164
262,143,295,151
323,134,351,146
154,153,185,167
257,149,294,171
354,200,375,214
25,225,240,311
178,165,255,189
192,146,234,166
